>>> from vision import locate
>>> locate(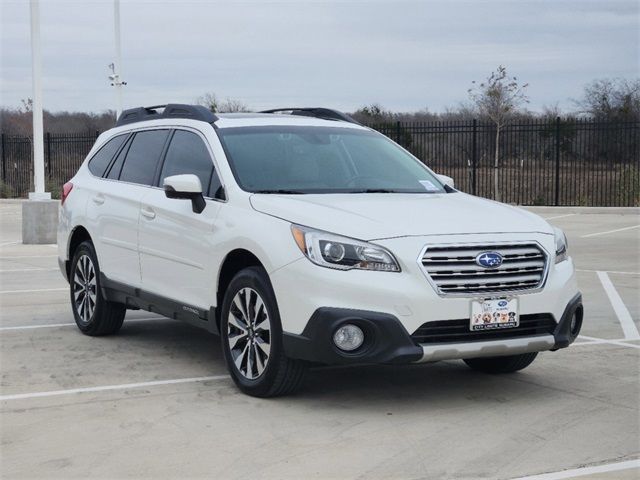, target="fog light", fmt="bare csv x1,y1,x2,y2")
570,310,582,337
333,324,364,352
